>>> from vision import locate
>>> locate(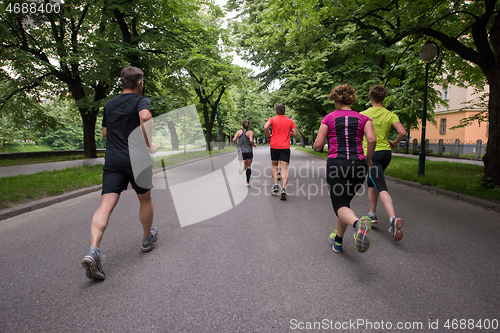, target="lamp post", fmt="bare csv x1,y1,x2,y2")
217,103,221,150
418,42,439,176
